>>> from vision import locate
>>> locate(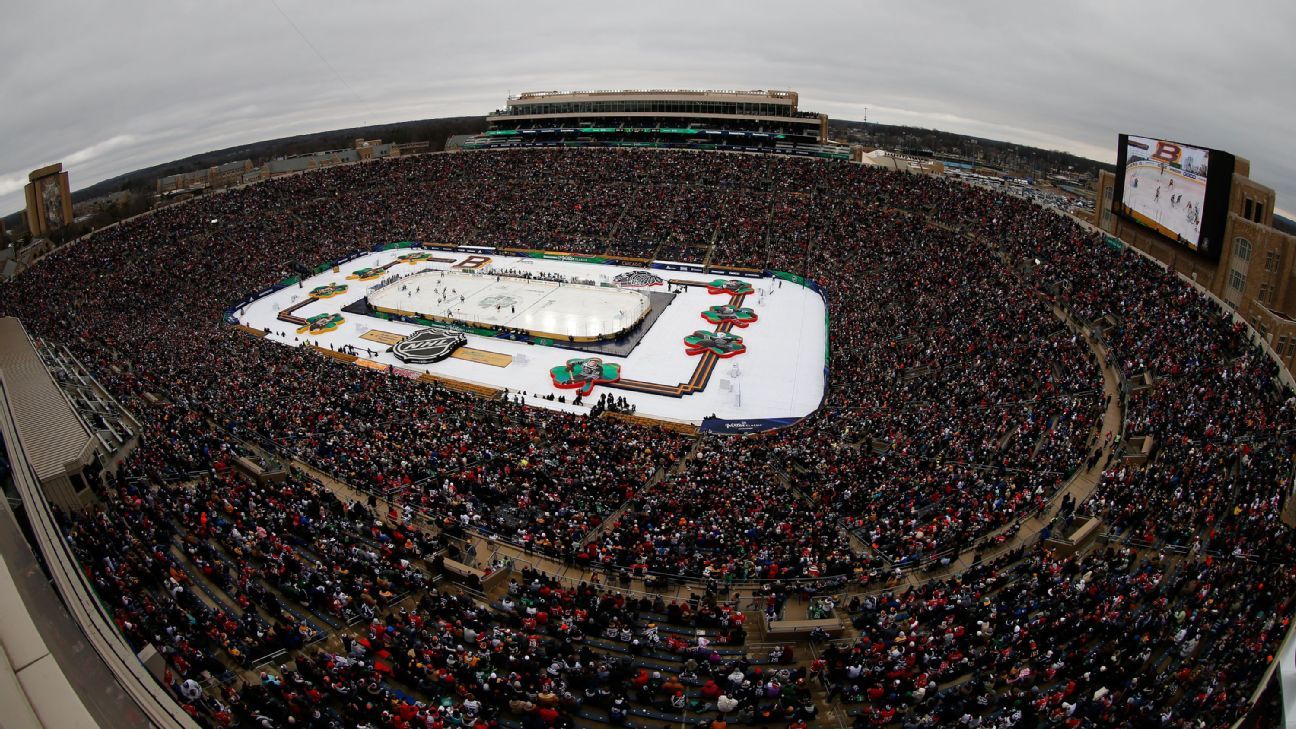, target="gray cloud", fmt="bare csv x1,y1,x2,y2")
3,0,1294,216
